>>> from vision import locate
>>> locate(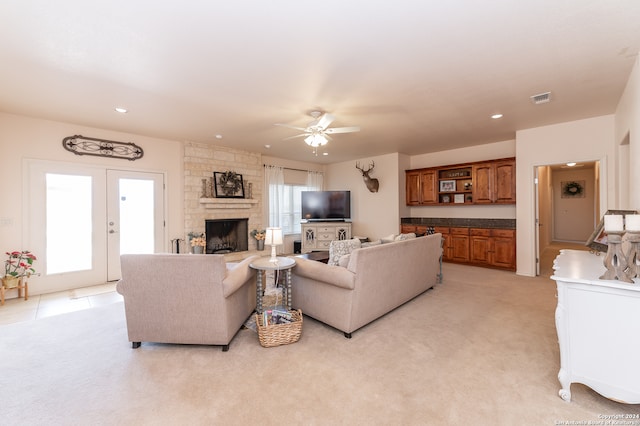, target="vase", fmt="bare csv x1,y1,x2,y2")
192,246,204,254
2,276,19,289
257,240,265,251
